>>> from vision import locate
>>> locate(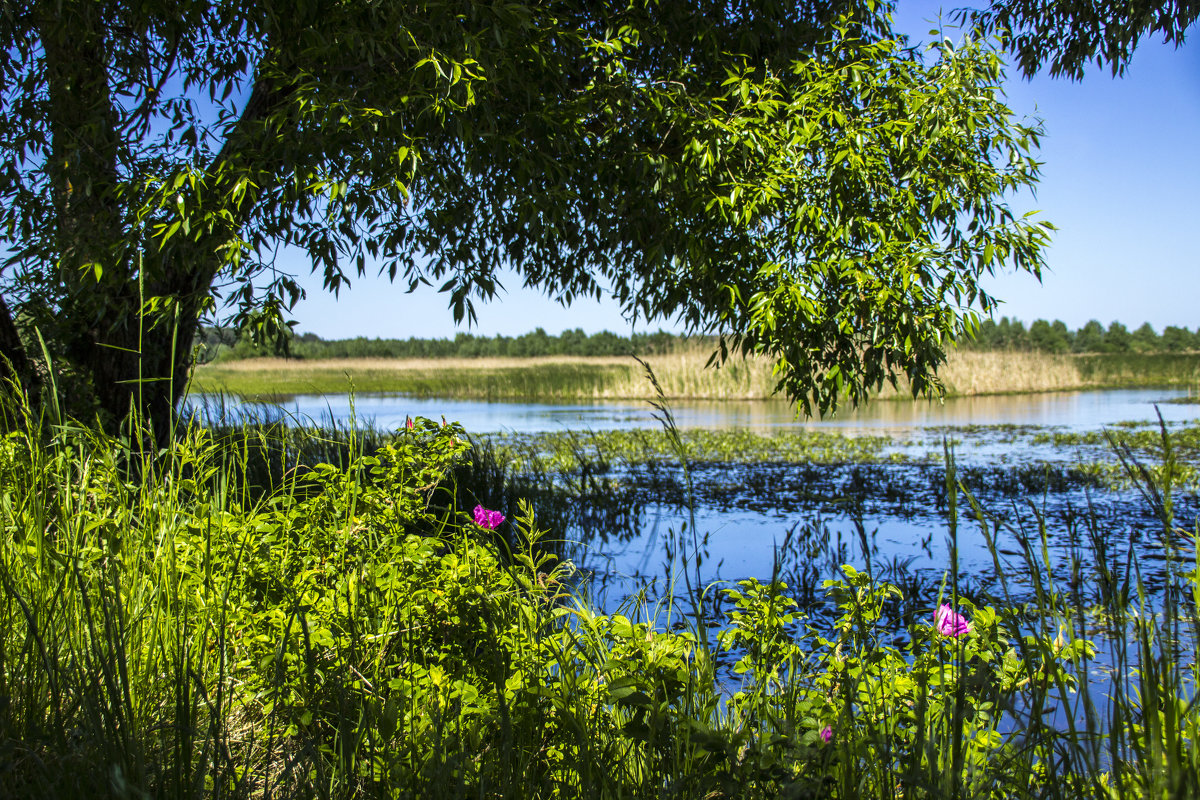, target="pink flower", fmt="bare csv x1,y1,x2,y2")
820,726,832,743
935,604,972,637
405,416,414,430
473,504,505,530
